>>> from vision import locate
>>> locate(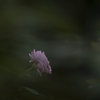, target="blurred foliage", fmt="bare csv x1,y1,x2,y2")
0,0,100,100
